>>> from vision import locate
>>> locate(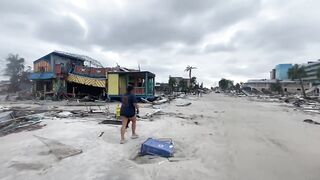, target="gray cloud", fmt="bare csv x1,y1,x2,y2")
204,43,236,53
84,0,261,51
233,19,320,52
35,15,86,46
1,0,320,86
